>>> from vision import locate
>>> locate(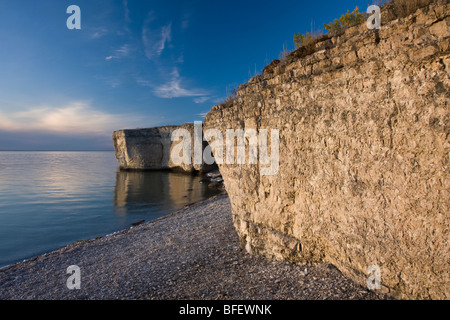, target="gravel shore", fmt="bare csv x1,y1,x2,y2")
0,194,391,300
